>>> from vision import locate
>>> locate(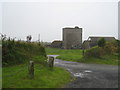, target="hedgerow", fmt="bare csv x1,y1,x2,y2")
84,40,120,58
2,37,47,66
